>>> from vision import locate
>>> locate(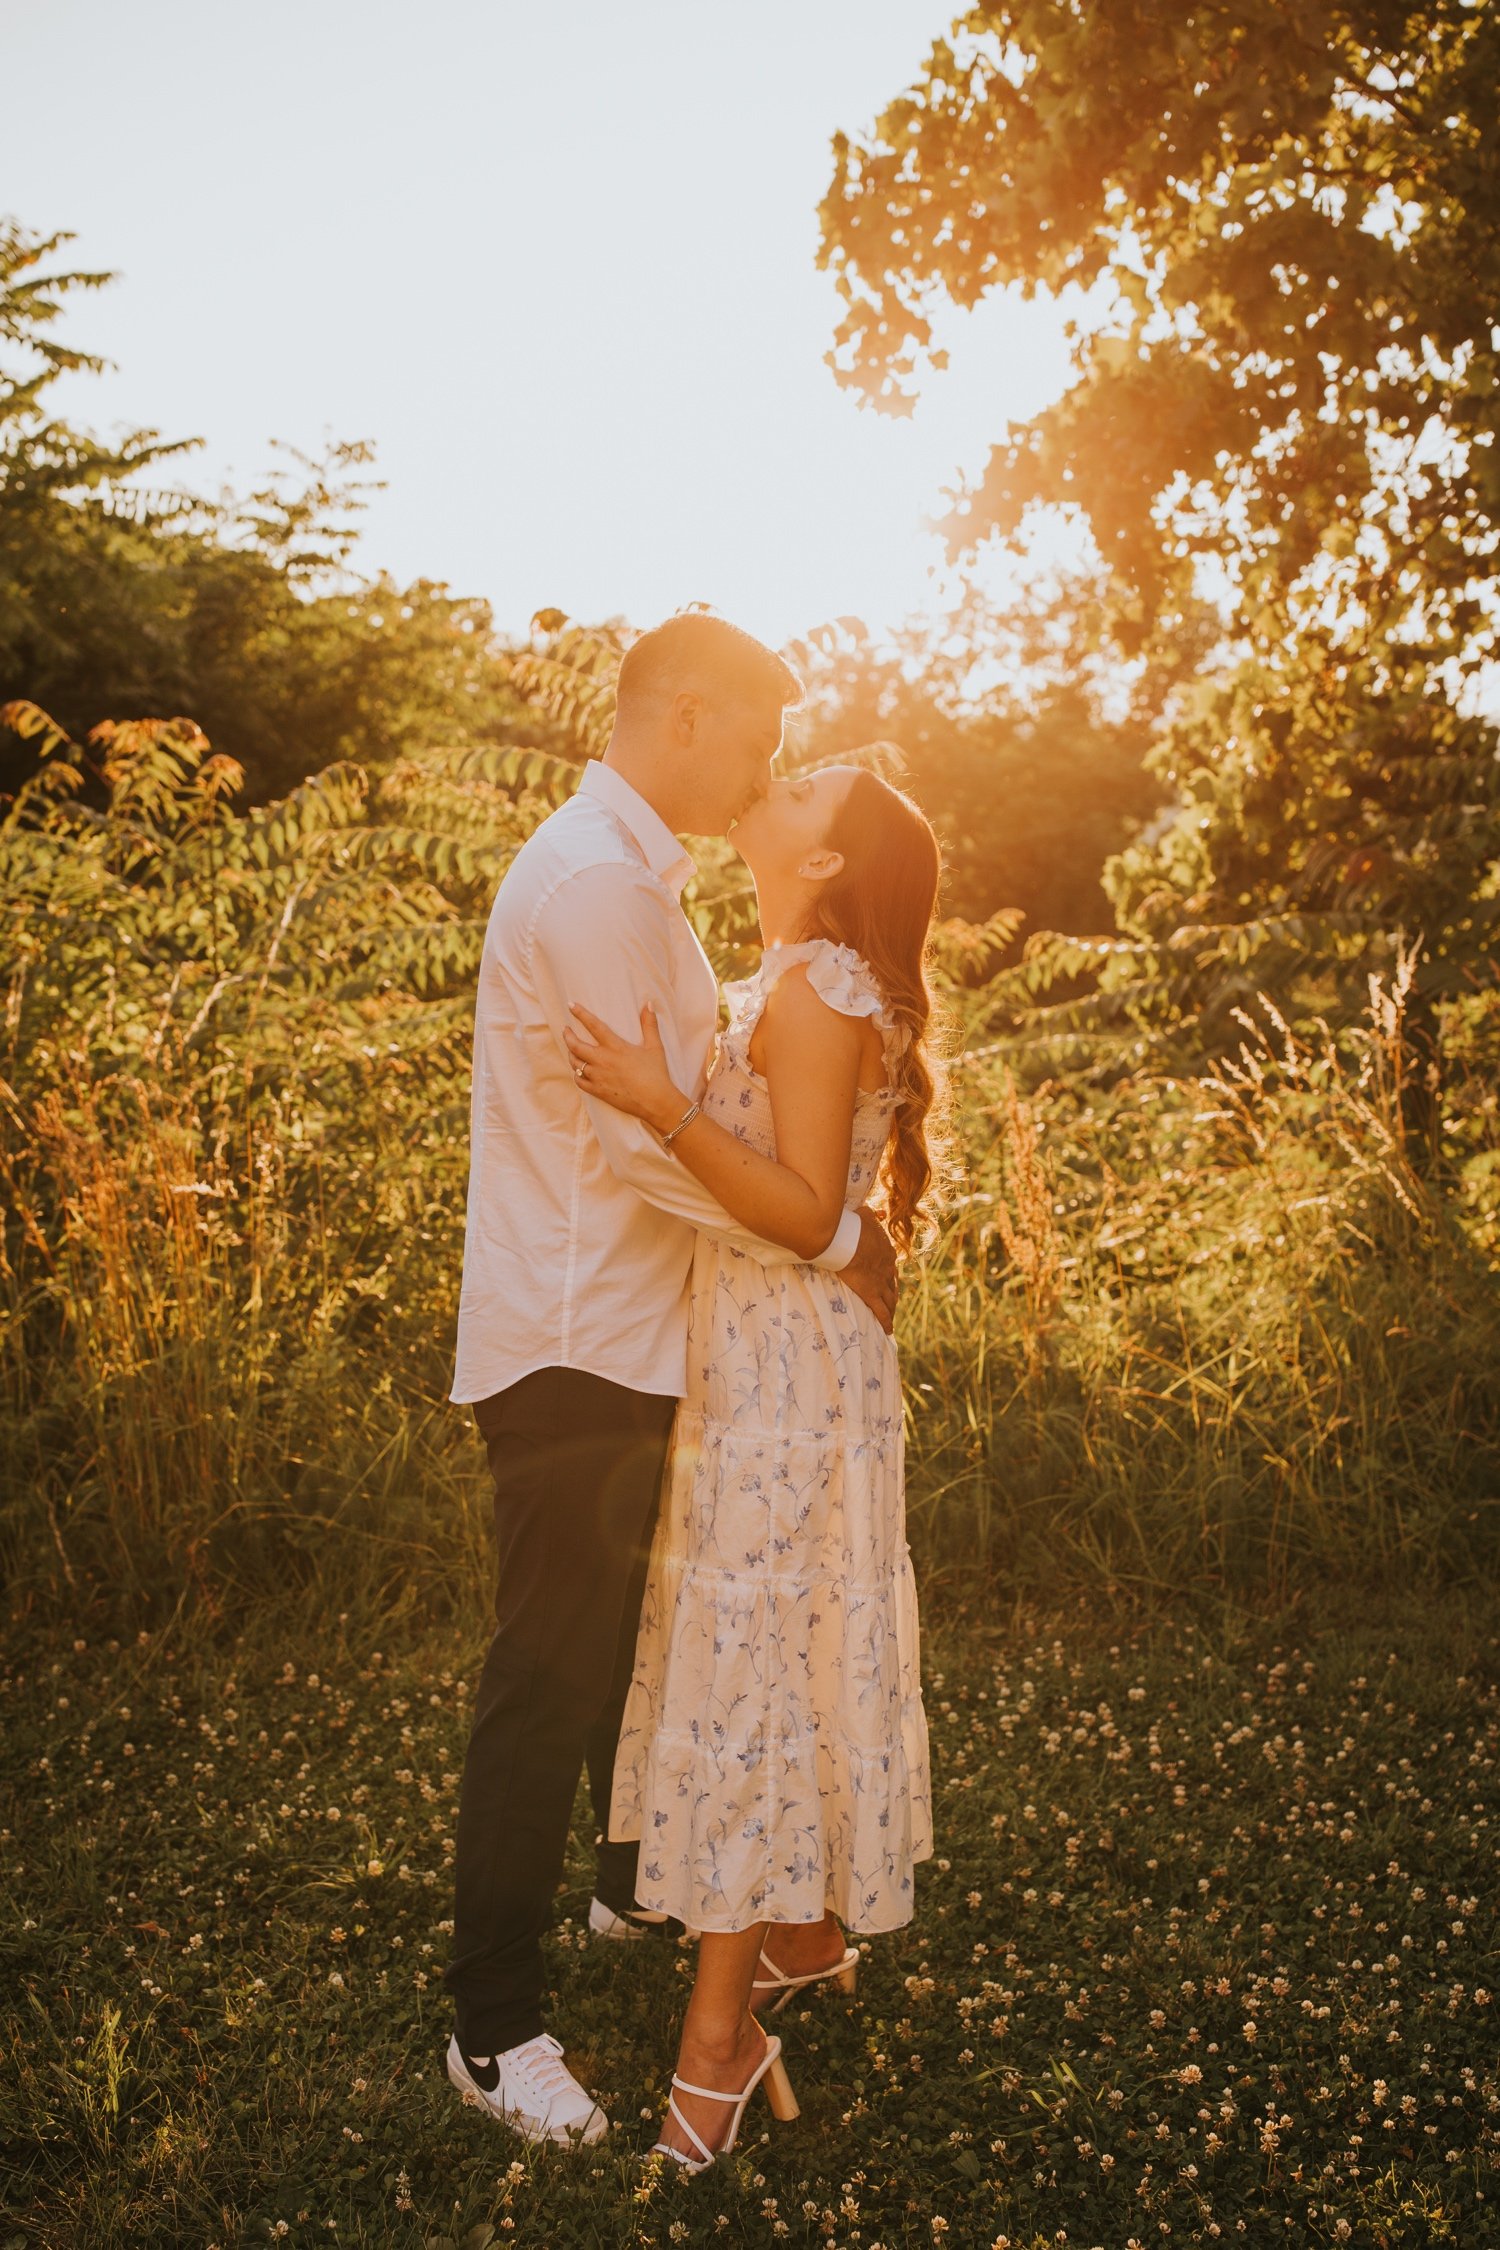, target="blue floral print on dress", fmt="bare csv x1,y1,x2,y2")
608,940,932,1934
